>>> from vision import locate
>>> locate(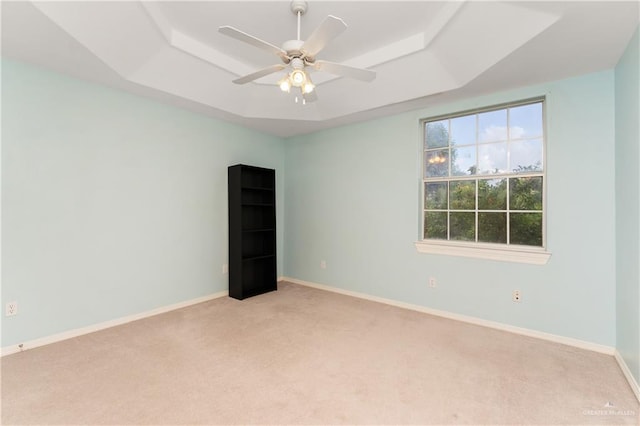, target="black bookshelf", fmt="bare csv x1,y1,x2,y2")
228,164,277,300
